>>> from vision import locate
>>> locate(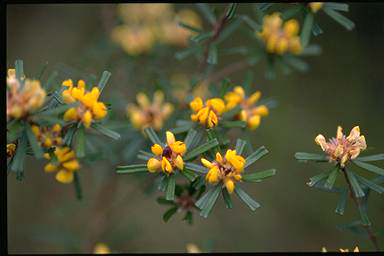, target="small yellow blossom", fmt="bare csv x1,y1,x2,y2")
315,126,367,167
321,246,359,252
31,124,63,148
186,243,201,253
62,80,108,128
257,13,302,55
224,86,269,130
190,97,226,128
43,147,80,184
201,149,246,193
94,243,111,254
309,2,324,13
127,91,174,131
7,143,17,159
7,68,46,120
147,131,186,174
